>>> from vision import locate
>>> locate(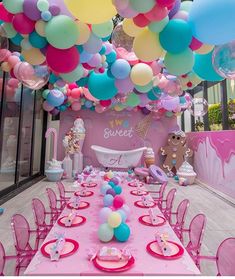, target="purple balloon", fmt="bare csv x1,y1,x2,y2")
115,76,134,93
110,177,119,185
169,0,181,19
23,0,41,21
49,5,61,16
106,188,116,197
